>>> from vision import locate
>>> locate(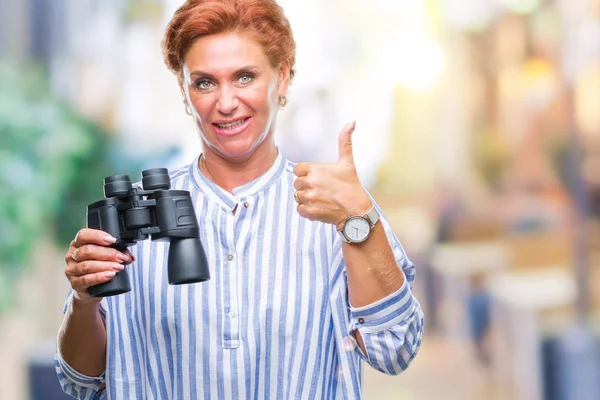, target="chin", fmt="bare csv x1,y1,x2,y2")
221,149,253,163
213,143,258,163
201,128,270,163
